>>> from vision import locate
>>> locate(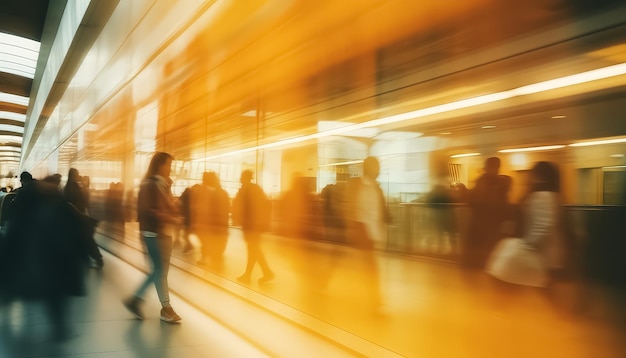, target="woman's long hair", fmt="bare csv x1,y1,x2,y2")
530,161,560,193
144,152,174,179
67,168,80,183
